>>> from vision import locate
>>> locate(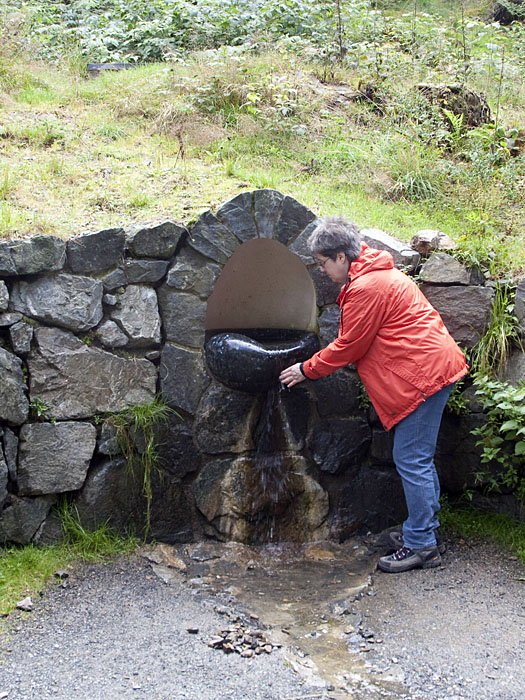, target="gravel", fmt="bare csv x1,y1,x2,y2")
1,536,524,700
0,557,313,700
